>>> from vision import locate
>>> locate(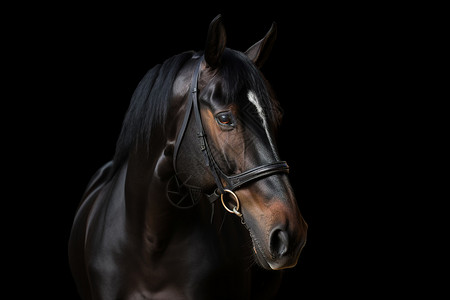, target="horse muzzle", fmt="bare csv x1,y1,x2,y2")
250,215,308,270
